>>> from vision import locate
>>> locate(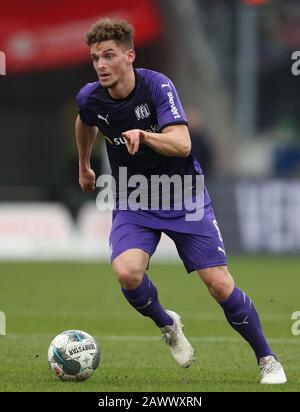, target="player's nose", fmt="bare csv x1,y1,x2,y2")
96,57,106,70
